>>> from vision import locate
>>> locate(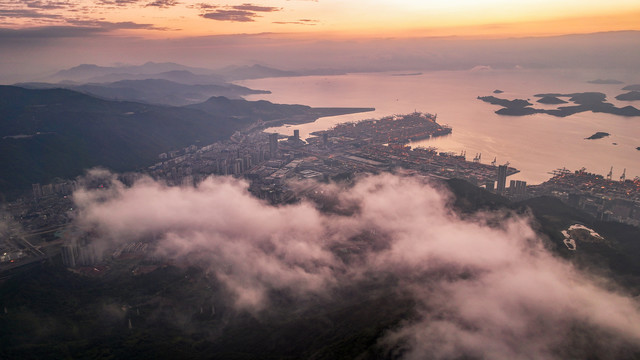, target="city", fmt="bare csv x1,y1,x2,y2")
2,111,639,273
